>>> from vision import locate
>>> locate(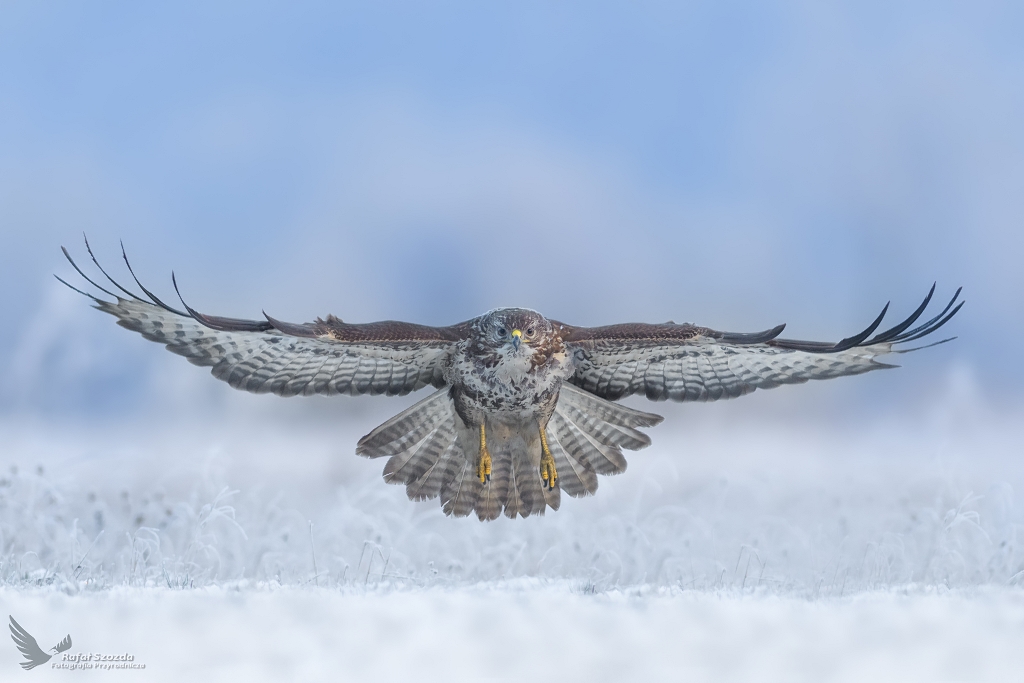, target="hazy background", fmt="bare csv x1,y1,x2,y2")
3,1,1022,419
1,1,1023,596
